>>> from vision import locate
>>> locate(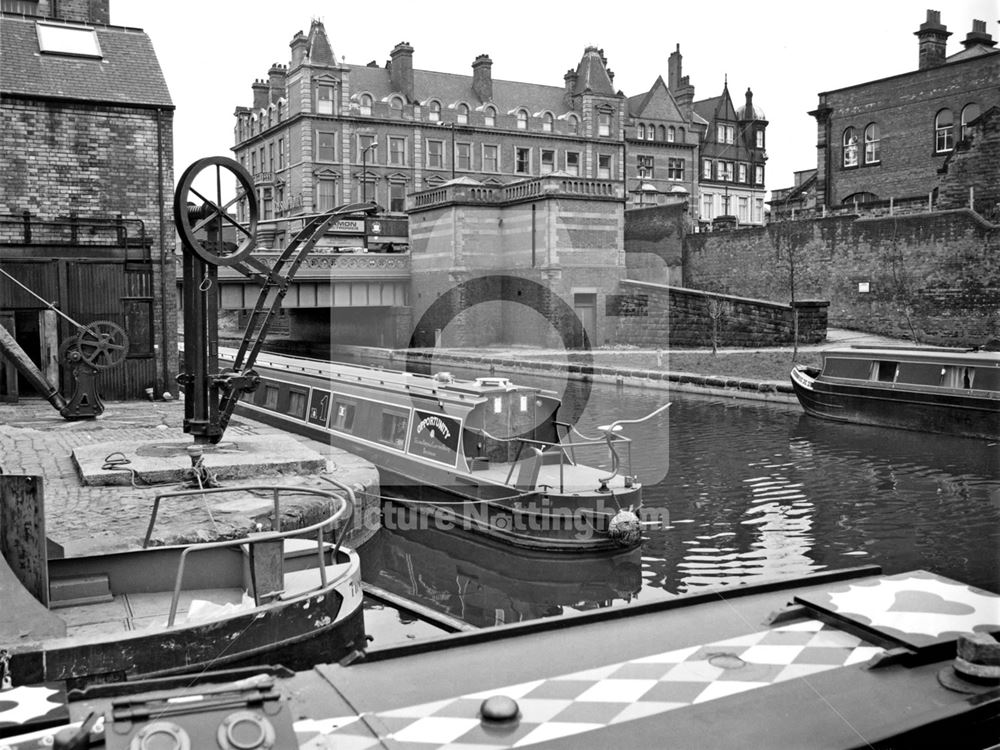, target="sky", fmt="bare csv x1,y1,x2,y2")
113,1,997,199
